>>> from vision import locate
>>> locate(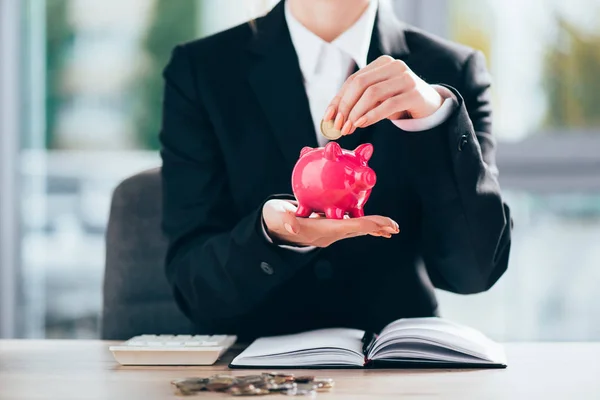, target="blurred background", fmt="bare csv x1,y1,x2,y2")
0,0,599,340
